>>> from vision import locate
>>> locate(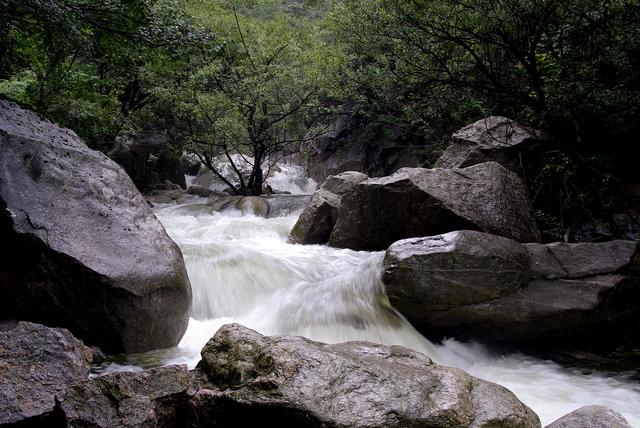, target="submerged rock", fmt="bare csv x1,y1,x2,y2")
329,162,539,250
383,232,640,344
0,321,92,426
289,171,368,244
59,365,191,428
544,405,632,428
191,323,541,427
435,116,548,174
0,99,192,353
171,194,311,218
